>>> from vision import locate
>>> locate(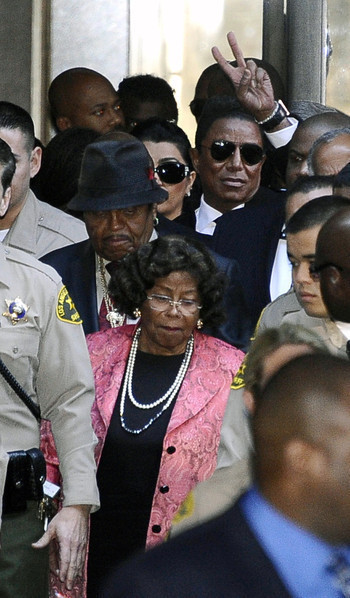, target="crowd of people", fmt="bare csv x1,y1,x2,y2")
2,28,350,598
